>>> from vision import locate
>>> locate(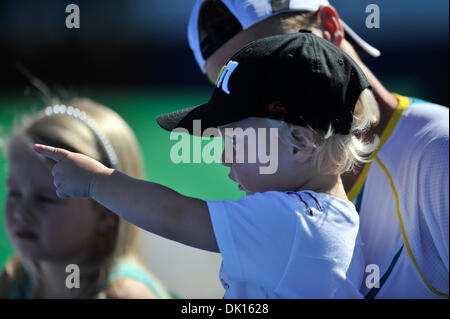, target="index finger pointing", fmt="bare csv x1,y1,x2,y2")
33,144,71,162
